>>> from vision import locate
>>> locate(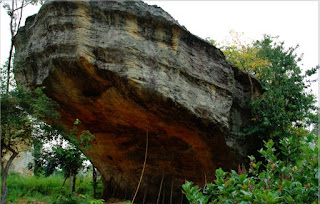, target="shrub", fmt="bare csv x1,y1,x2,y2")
182,129,318,203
